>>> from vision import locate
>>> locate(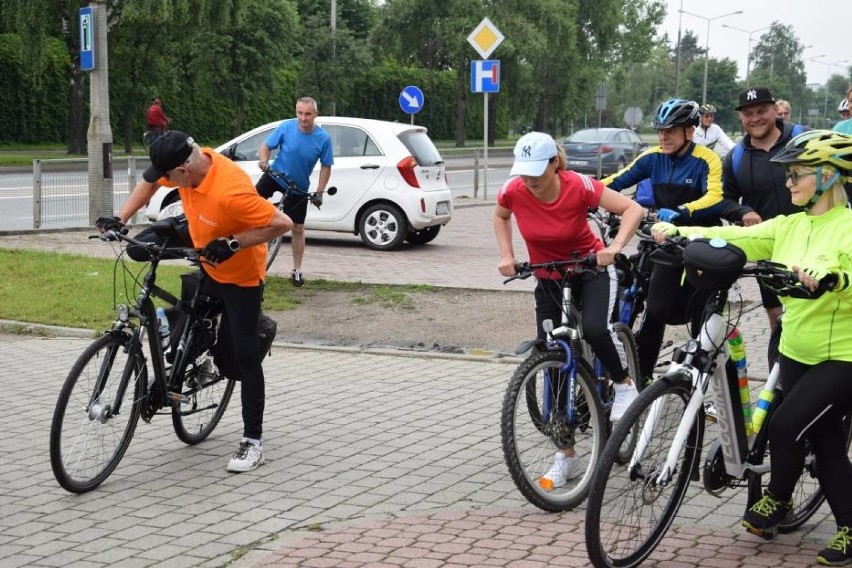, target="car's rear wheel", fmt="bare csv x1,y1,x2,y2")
359,203,407,251
405,225,441,246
